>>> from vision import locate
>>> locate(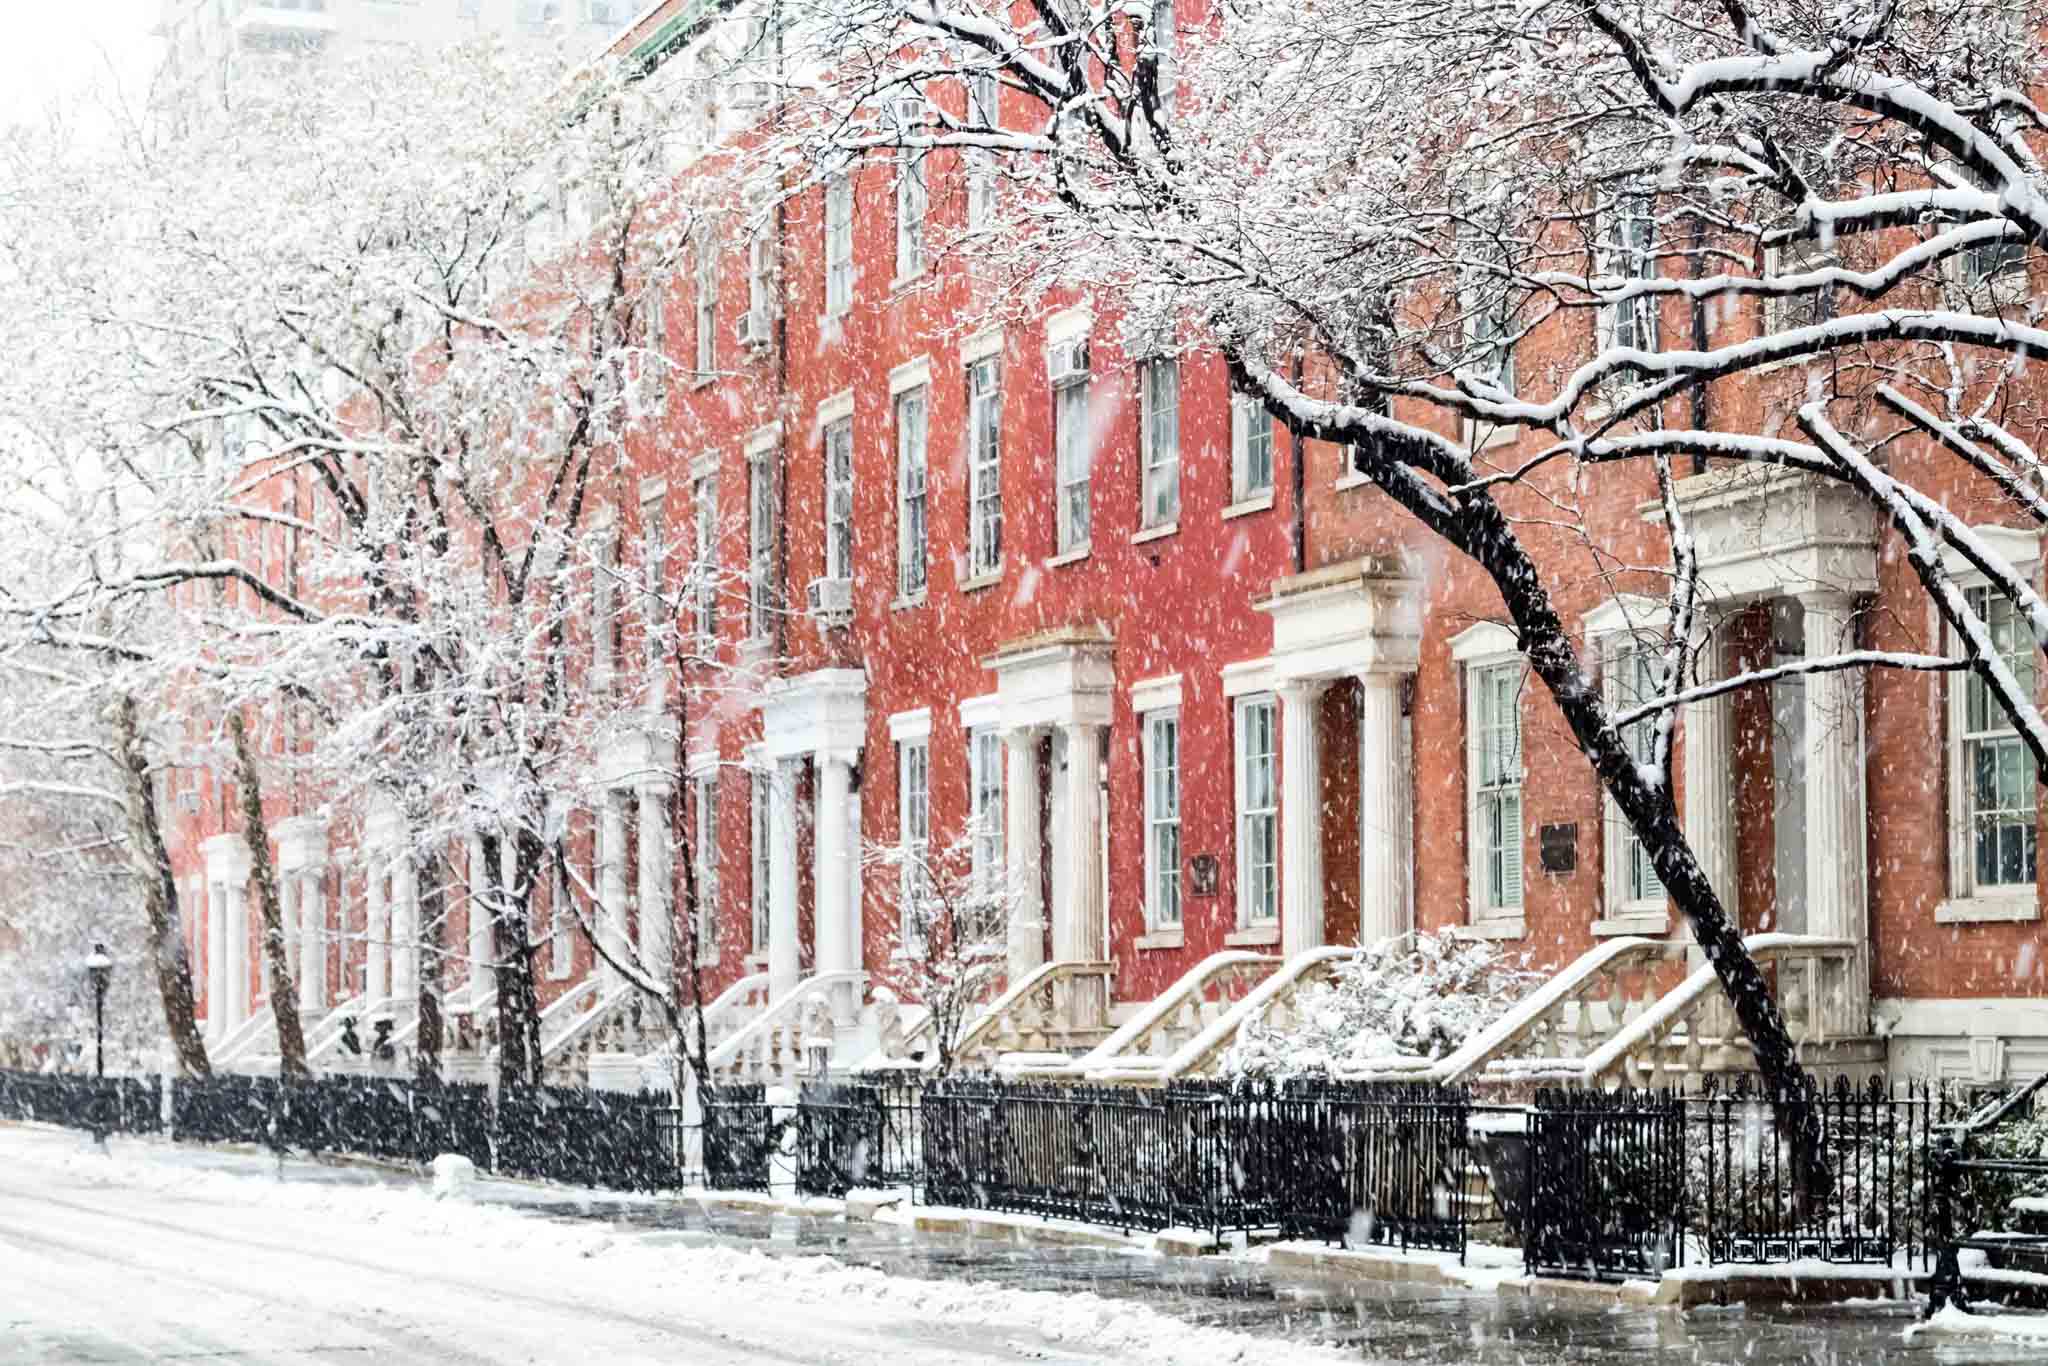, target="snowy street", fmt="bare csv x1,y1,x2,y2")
4,1122,2048,1365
